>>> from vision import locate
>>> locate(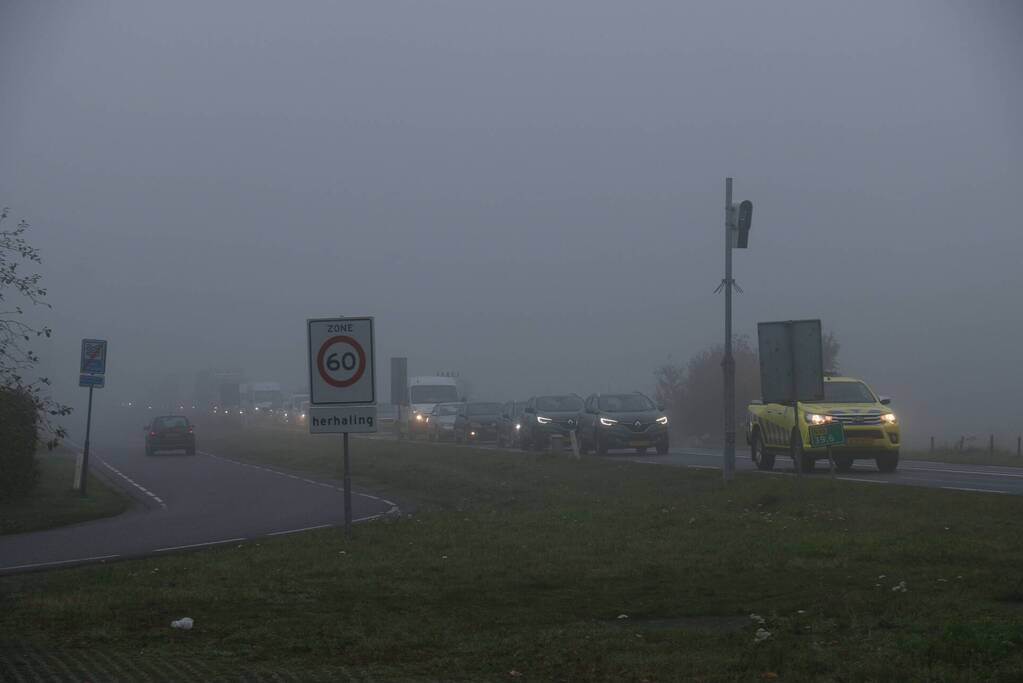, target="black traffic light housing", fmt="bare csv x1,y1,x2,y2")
735,200,753,248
